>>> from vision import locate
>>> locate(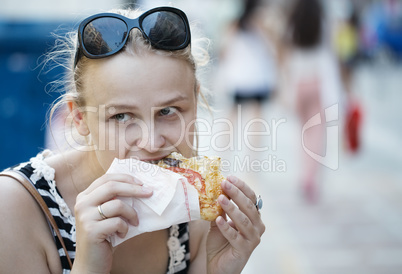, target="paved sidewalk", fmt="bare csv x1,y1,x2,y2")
243,159,402,274
217,63,402,274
